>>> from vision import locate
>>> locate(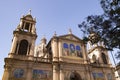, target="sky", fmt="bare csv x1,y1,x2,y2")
0,0,117,79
